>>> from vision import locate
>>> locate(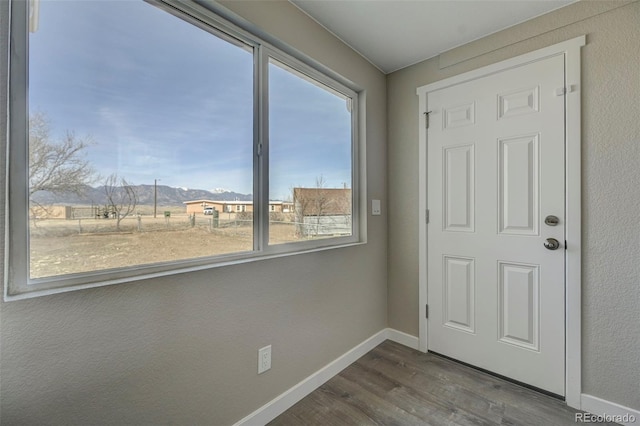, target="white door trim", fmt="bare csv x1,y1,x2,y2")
416,36,585,409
